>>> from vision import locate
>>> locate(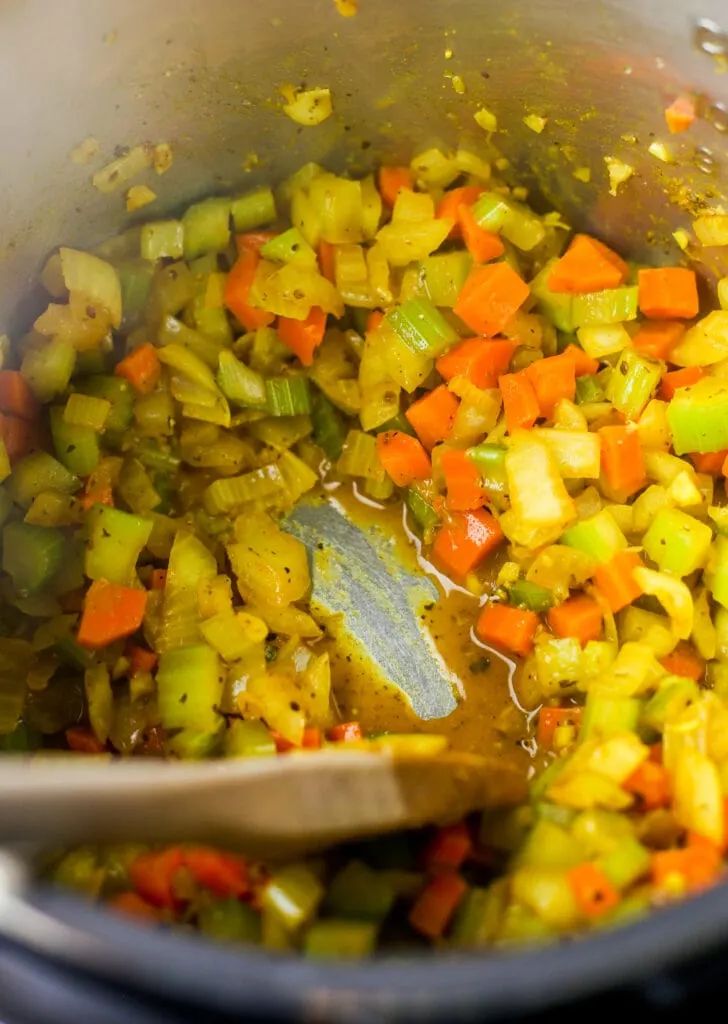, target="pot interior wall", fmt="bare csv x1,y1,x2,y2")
1,0,728,337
